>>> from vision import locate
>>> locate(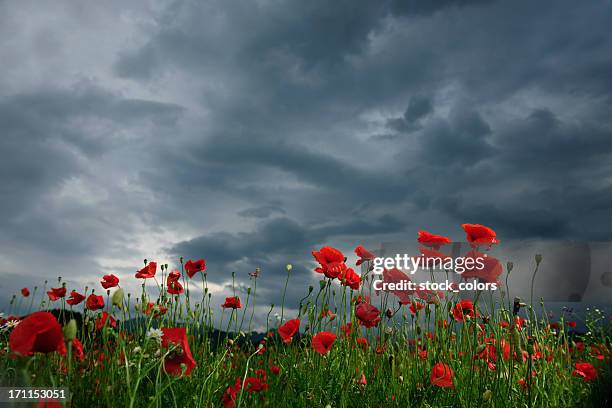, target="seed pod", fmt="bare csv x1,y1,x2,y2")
63,319,77,341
